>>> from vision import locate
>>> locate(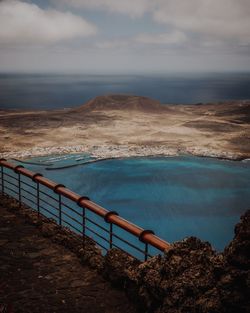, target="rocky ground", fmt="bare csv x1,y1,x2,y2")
0,196,136,313
0,95,250,160
0,194,249,313
103,212,250,313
